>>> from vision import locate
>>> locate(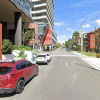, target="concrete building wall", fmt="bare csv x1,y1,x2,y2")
31,0,54,29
